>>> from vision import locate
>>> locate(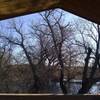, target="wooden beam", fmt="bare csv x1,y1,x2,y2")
0,0,100,24
0,0,60,20
60,0,100,24
0,95,99,100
